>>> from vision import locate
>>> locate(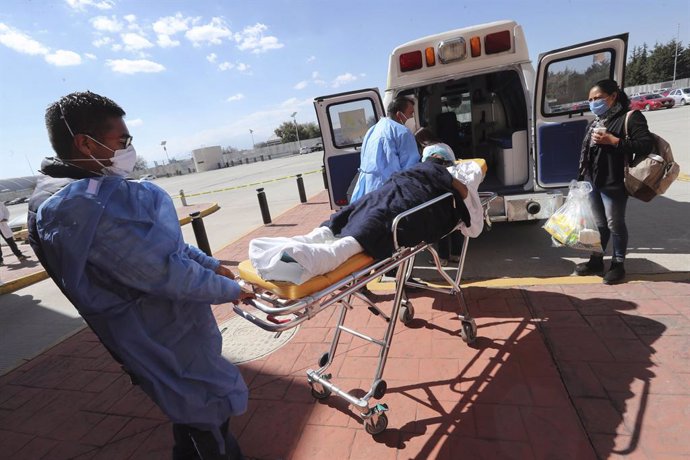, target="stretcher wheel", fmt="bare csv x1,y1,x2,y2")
318,352,330,367
364,413,388,435
400,304,415,324
460,319,477,344
310,385,331,400
372,379,387,399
